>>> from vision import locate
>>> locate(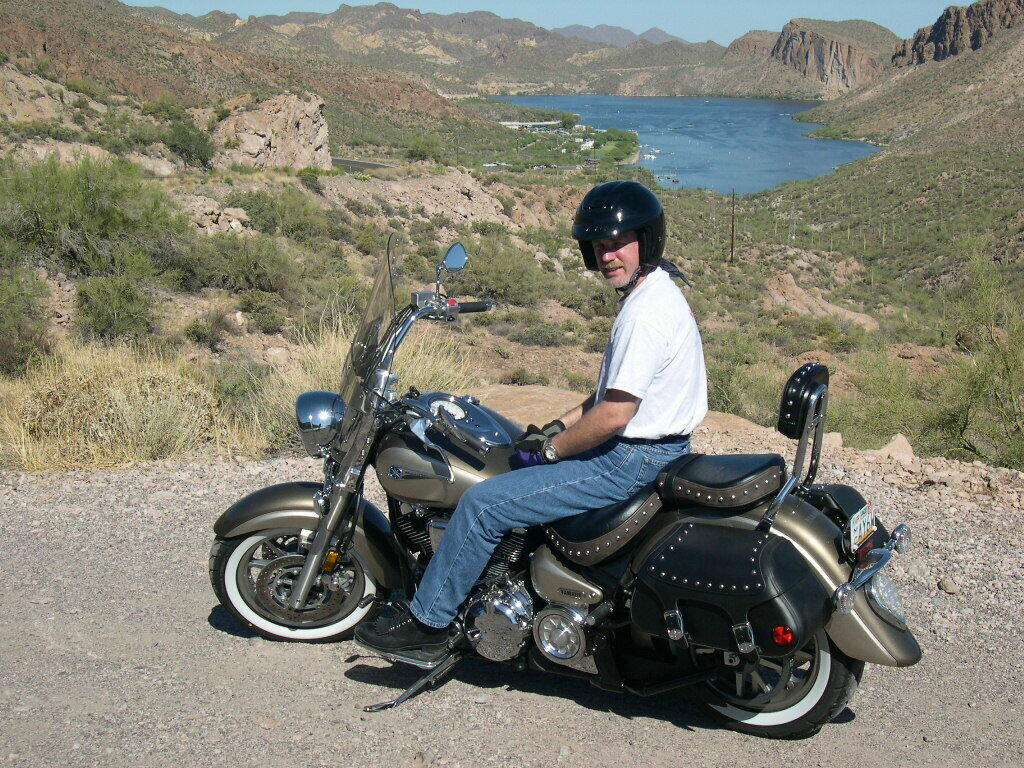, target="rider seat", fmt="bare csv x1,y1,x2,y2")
545,488,661,567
